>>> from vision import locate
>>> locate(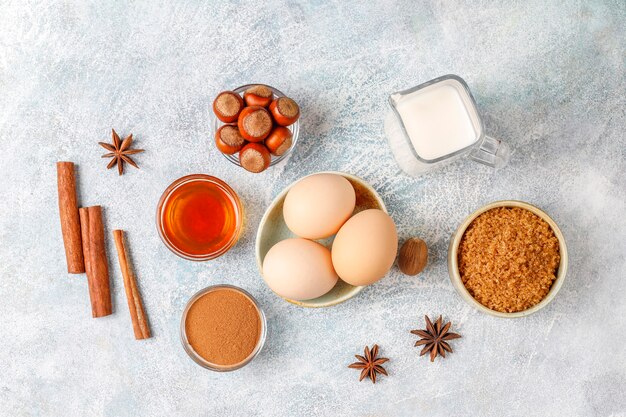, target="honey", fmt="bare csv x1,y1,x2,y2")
157,175,242,260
